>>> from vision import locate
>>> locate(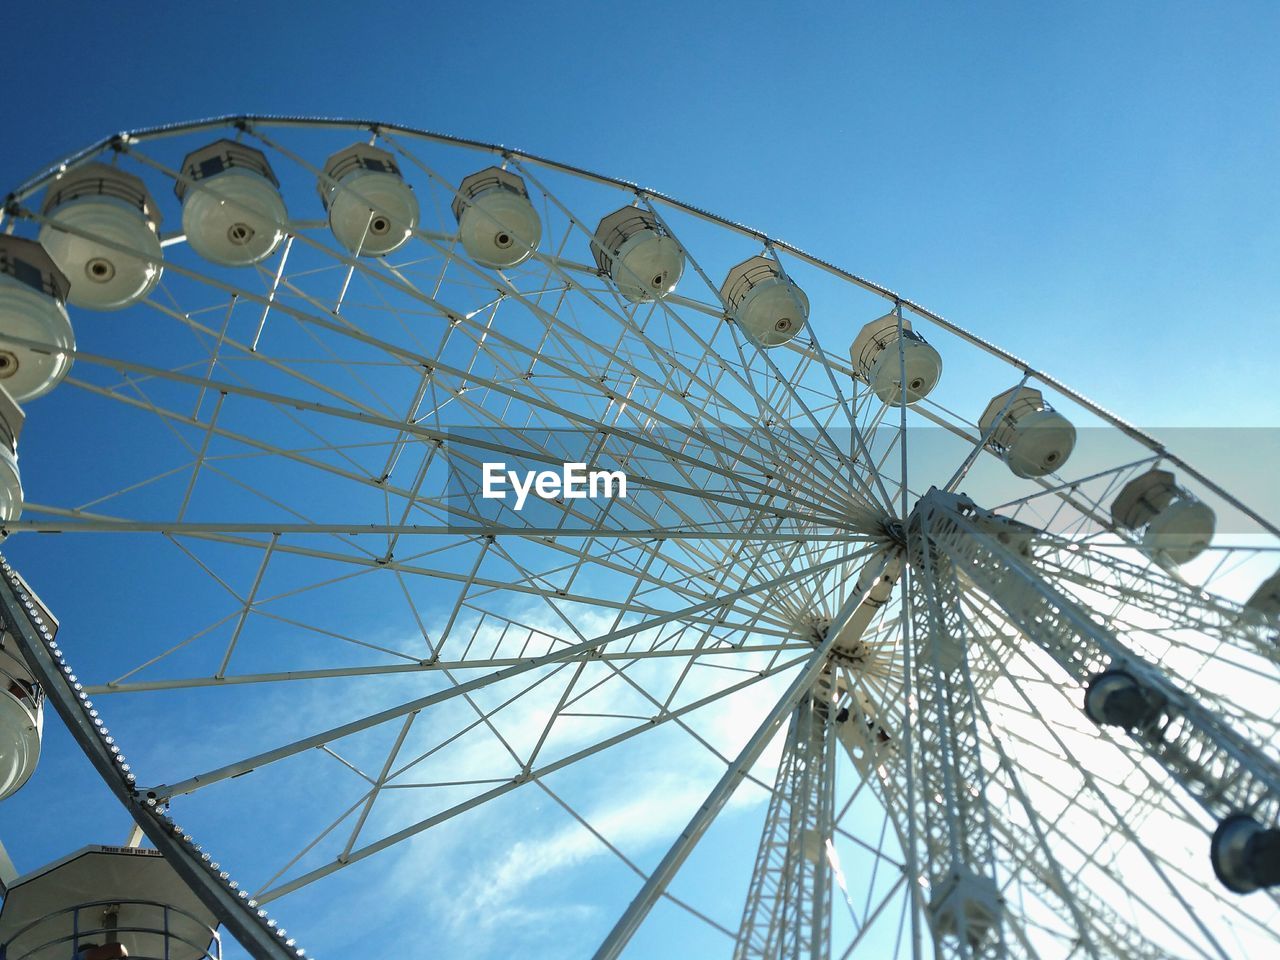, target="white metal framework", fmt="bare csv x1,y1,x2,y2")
0,116,1277,960
734,684,838,960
